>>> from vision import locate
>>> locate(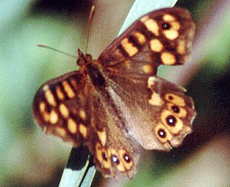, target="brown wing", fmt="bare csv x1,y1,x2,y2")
88,91,140,178
105,75,195,151
33,71,93,146
99,7,195,79
97,7,196,151
33,70,139,178
33,7,196,178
